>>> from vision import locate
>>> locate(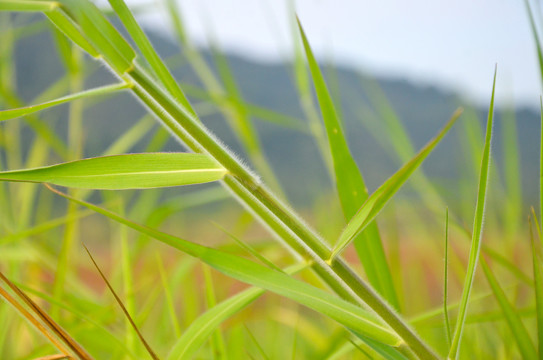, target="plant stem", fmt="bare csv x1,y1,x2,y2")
126,66,439,359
